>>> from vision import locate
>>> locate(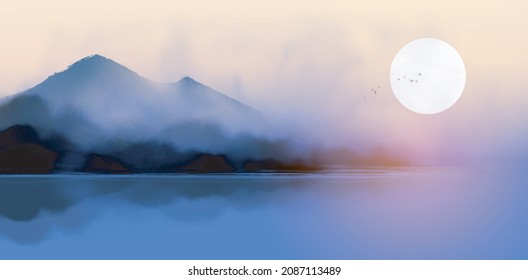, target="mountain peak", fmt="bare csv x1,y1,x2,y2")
178,76,199,85
28,54,151,97
67,54,118,70
176,76,209,90
44,54,143,84
78,54,108,62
